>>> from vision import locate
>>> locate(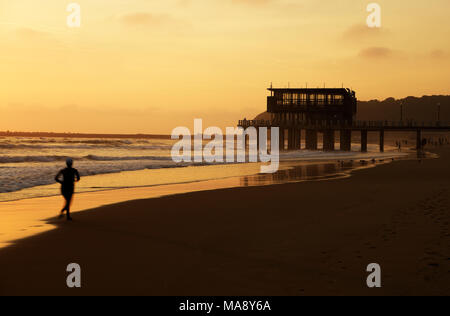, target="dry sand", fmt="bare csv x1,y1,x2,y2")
0,148,449,296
